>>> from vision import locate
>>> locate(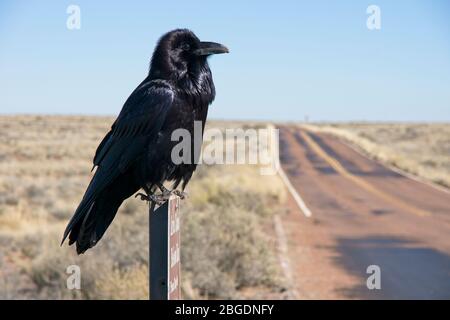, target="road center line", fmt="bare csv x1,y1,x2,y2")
300,130,431,217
